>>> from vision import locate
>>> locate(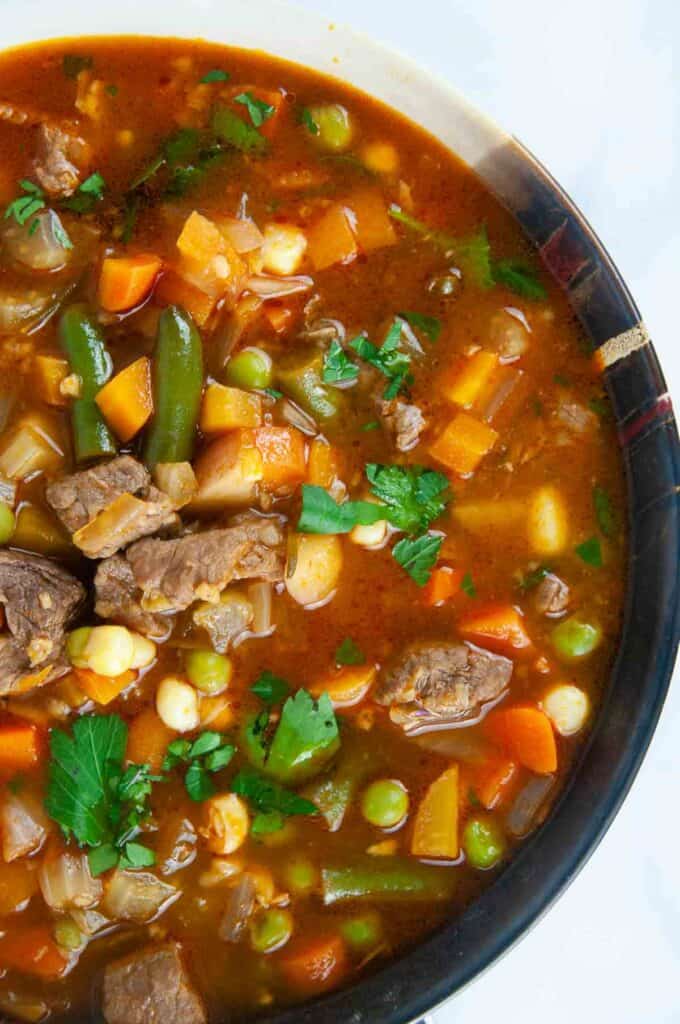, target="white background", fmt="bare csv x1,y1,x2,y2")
290,1,680,1022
